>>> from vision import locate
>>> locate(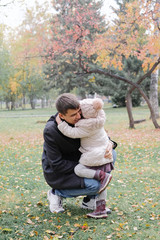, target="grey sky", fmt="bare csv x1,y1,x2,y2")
0,0,117,28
